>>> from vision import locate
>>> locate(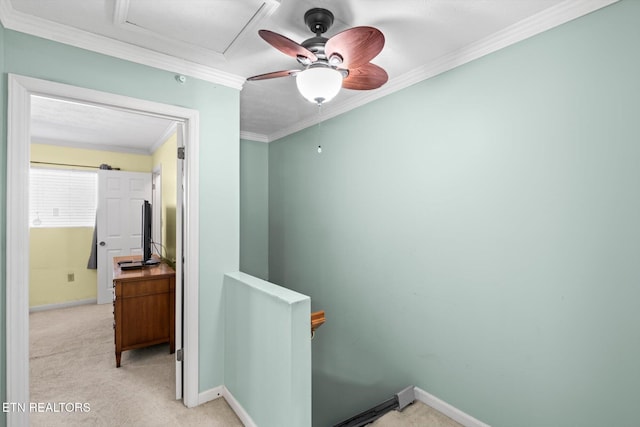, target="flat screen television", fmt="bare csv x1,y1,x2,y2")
141,200,159,265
